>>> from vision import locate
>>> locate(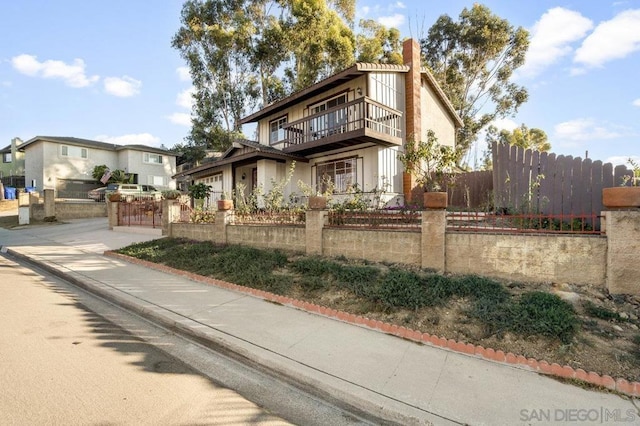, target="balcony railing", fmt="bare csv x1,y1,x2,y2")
274,97,402,153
